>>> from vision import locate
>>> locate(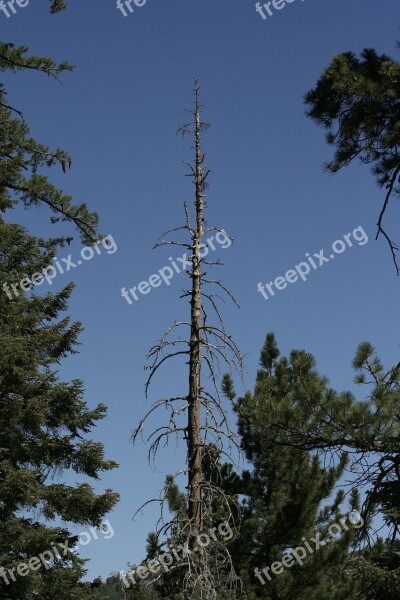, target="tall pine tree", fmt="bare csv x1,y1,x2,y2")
1,6,119,595
0,219,119,599
223,333,361,600
238,335,400,598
